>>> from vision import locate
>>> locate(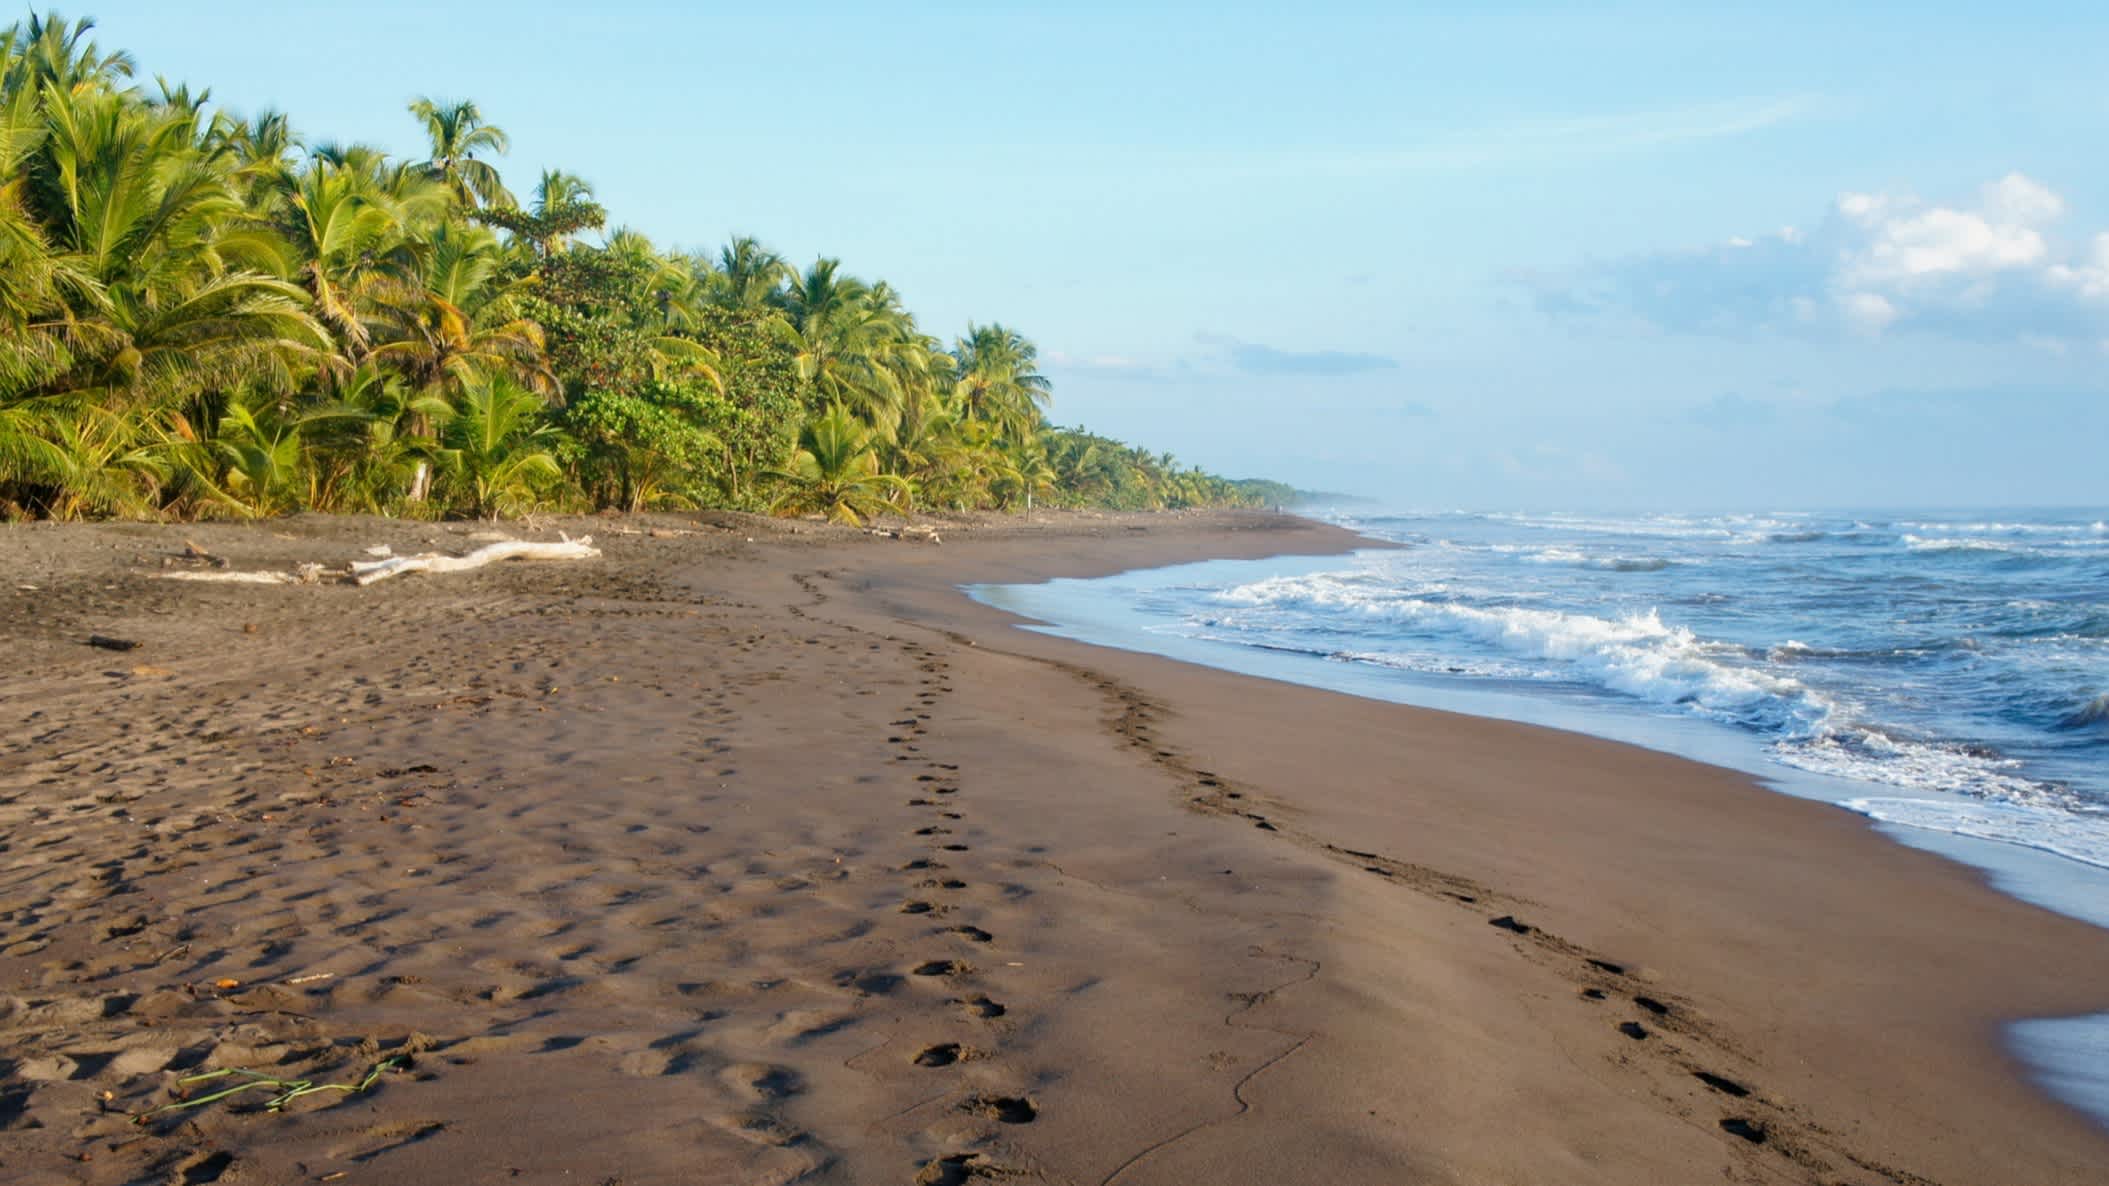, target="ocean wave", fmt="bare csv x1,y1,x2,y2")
1215,576,1832,735
2060,694,2109,731
1845,797,2109,871
1896,520,2106,537
1902,534,2028,553
1516,546,1672,572
1480,512,1743,540
1774,726,2056,806
1212,516,2109,879
1336,649,1541,680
